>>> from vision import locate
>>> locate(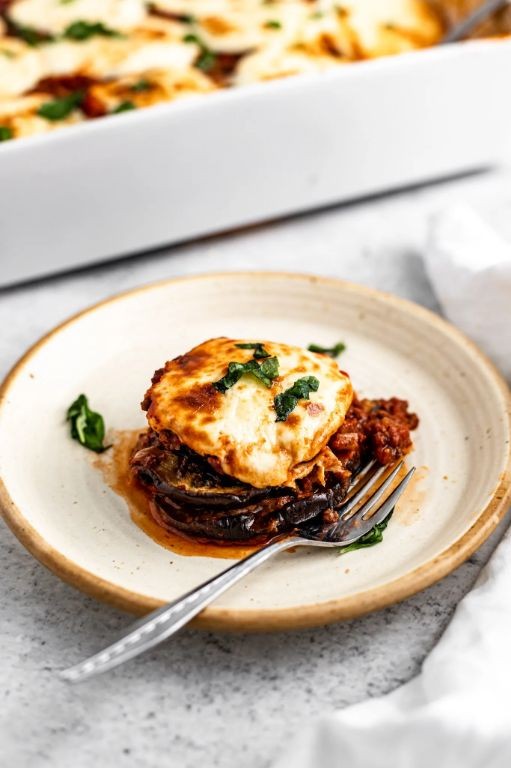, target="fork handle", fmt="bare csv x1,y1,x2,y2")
61,535,300,682
442,0,509,43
